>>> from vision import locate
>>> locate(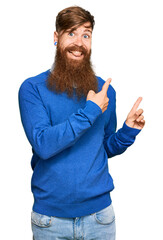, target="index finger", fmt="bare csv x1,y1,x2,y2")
102,78,112,93
129,97,143,115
